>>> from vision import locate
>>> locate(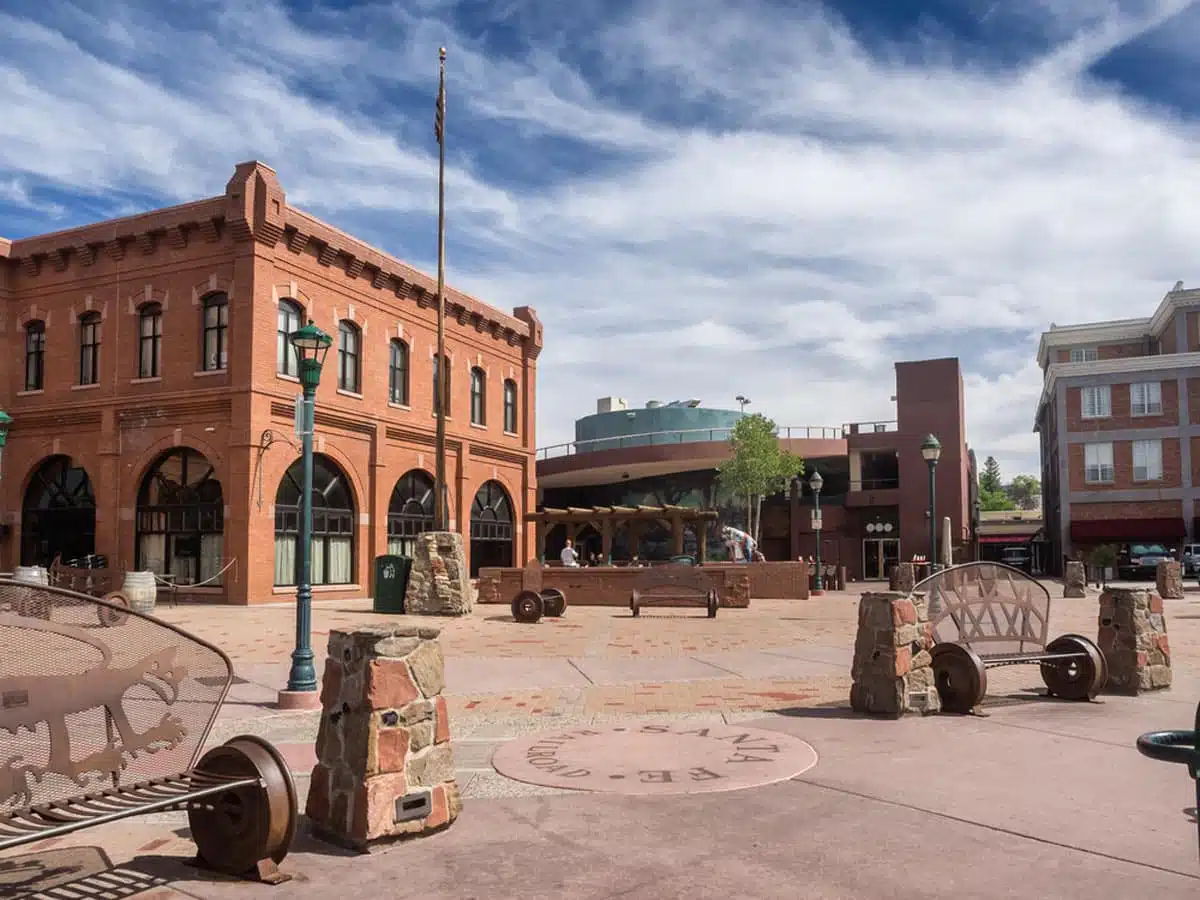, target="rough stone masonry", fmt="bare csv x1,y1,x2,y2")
1097,586,1172,695
1156,559,1184,600
850,591,940,717
404,531,473,616
1063,560,1087,599
307,623,461,851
